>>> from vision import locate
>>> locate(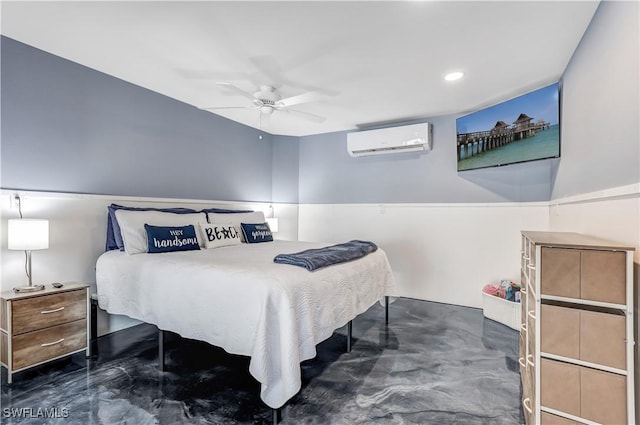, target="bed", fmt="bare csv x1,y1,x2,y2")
96,233,396,410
